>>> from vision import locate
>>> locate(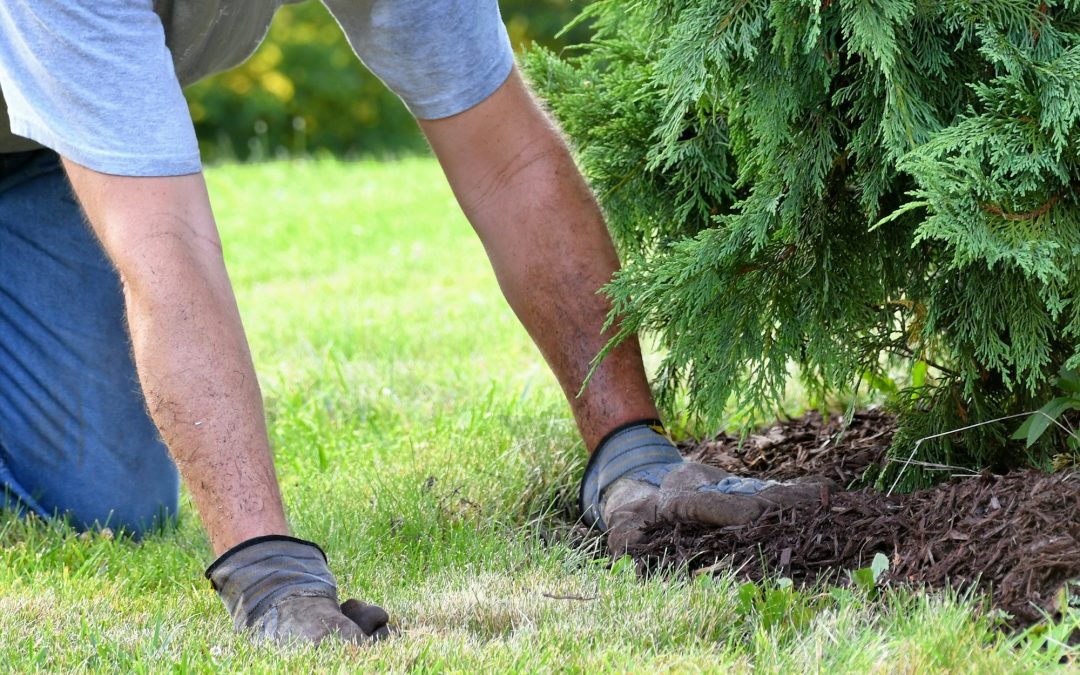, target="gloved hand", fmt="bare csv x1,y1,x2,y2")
206,535,391,645
580,421,835,552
